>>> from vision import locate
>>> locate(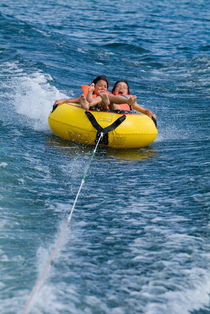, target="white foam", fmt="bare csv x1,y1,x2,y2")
0,61,68,131
0,162,8,167
13,71,67,131
161,269,210,314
